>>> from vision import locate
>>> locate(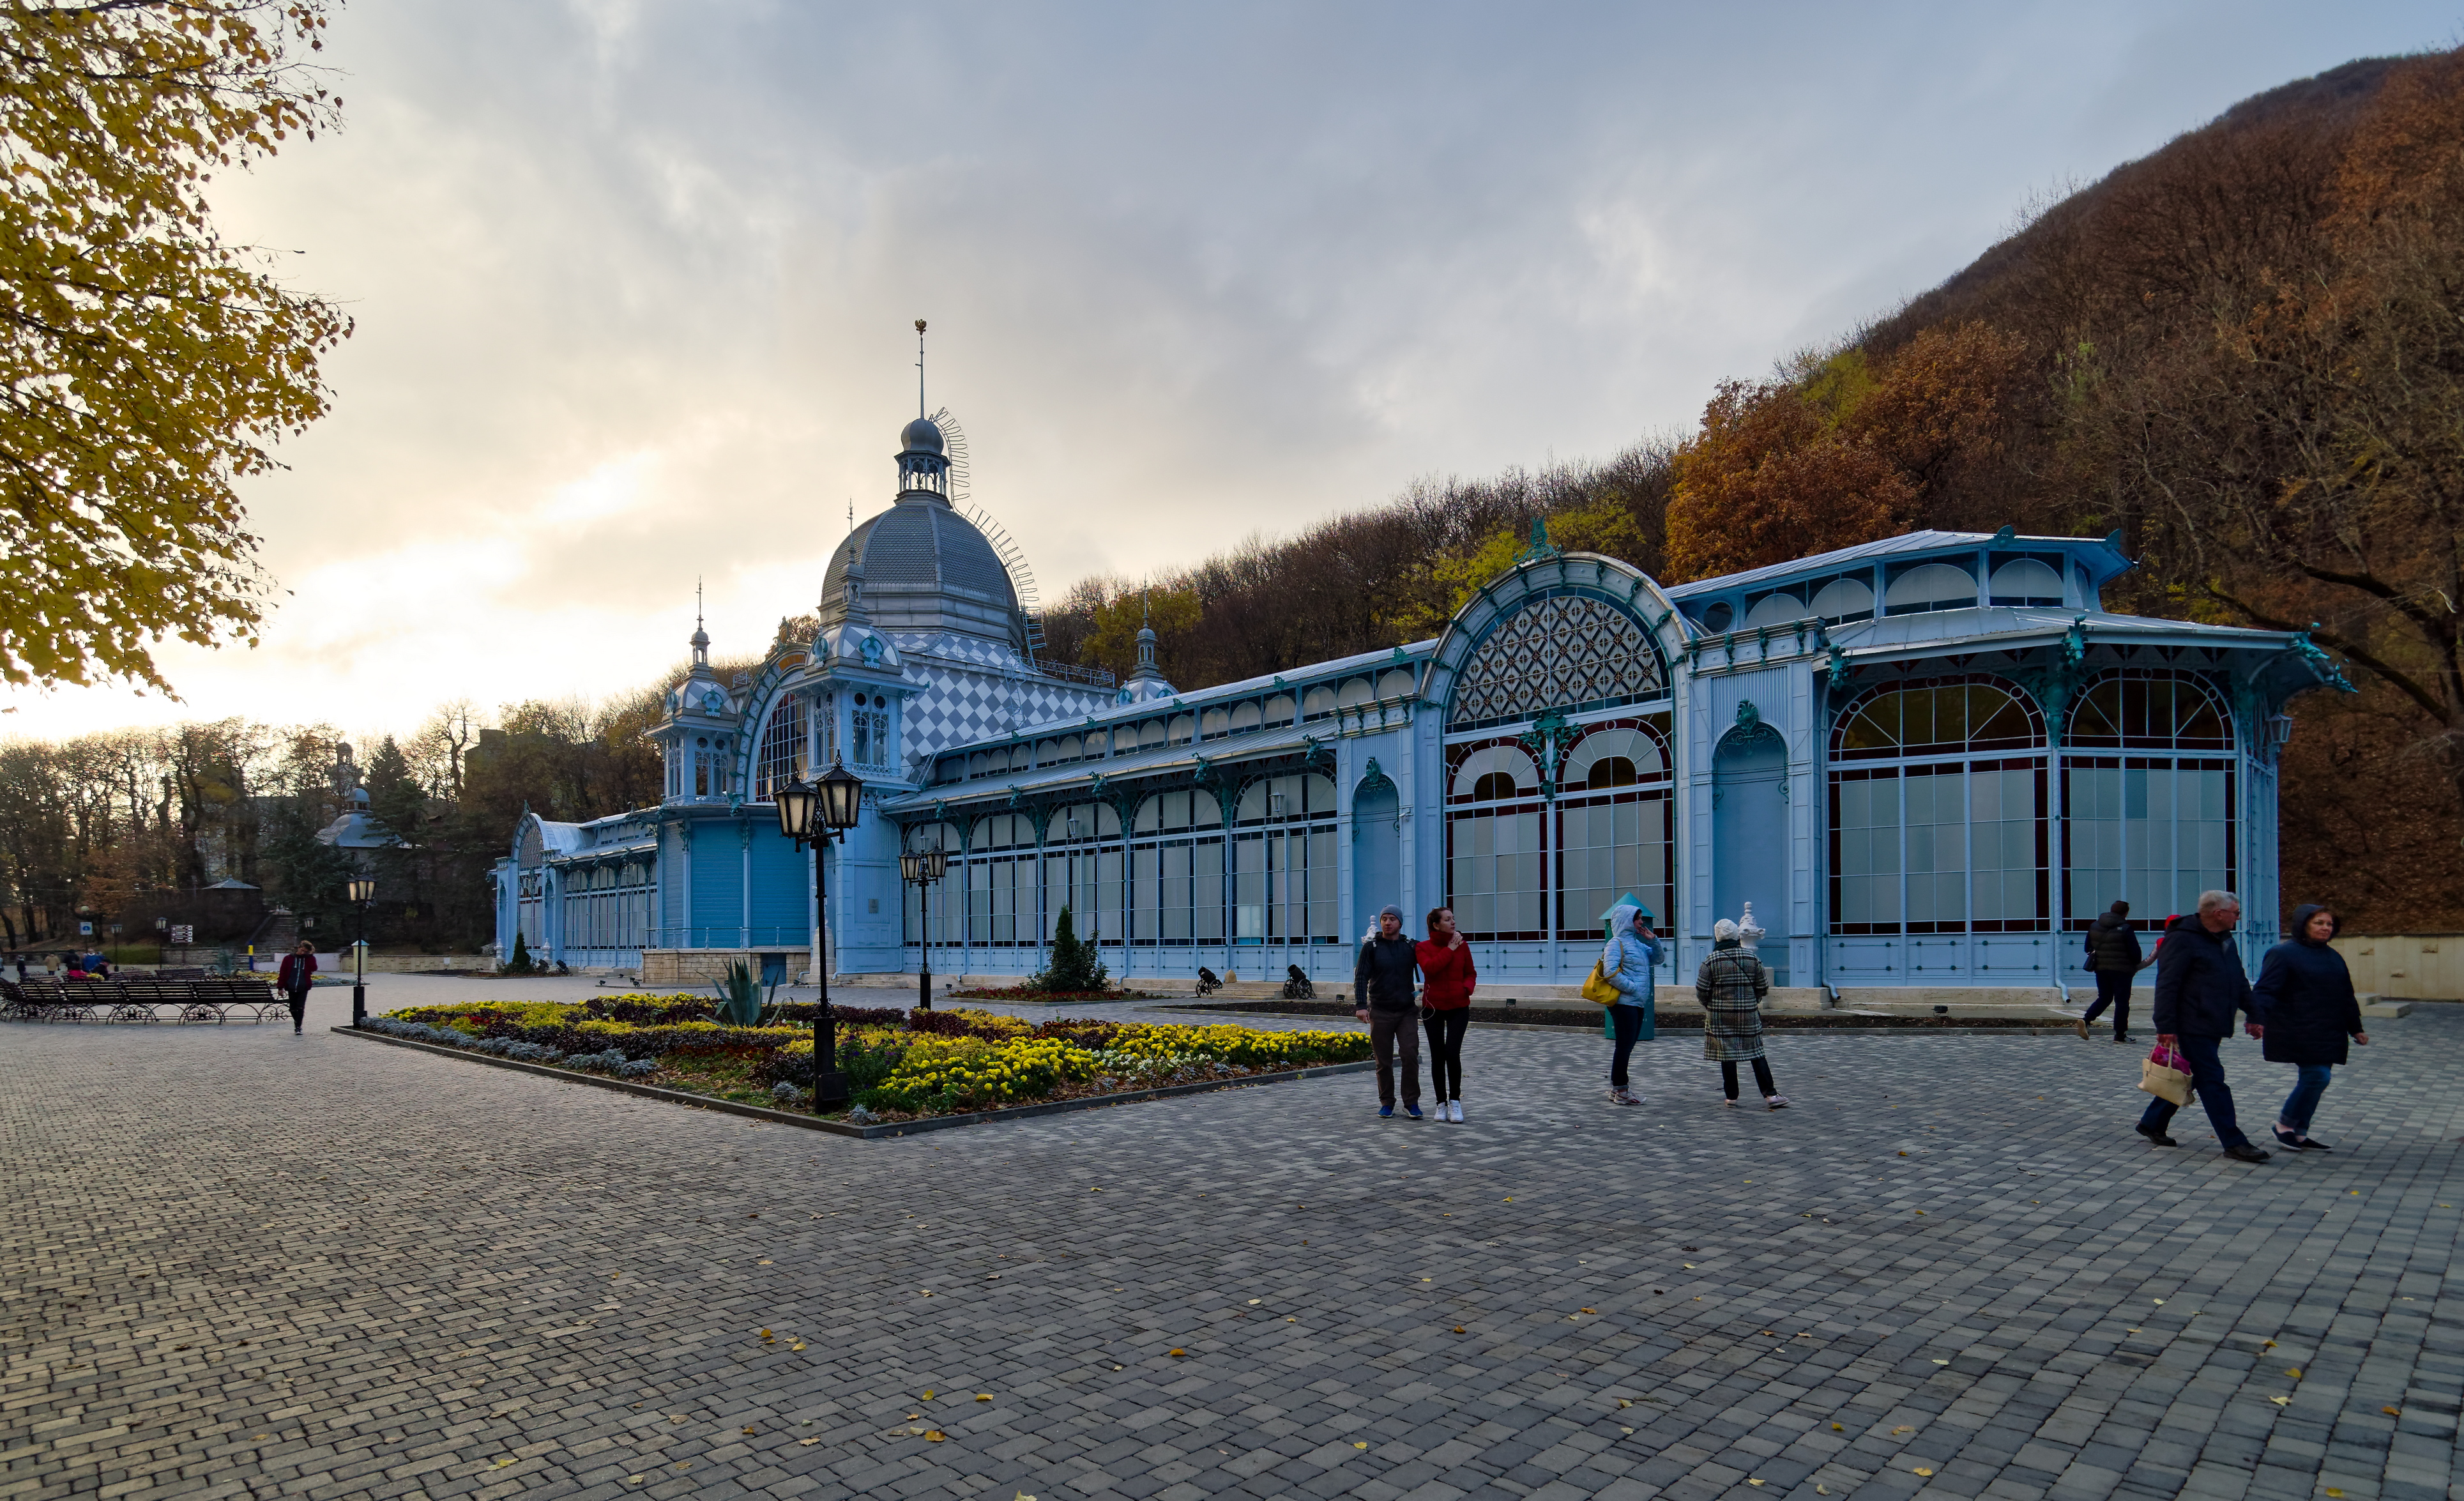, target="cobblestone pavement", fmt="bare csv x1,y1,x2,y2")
4,986,2460,1501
